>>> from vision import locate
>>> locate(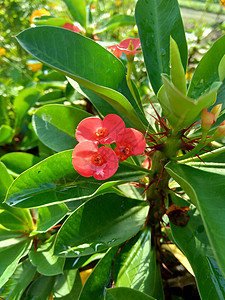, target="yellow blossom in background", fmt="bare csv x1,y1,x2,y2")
220,0,225,8
0,47,6,56
30,8,50,23
79,268,94,285
115,0,121,5
27,61,42,72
